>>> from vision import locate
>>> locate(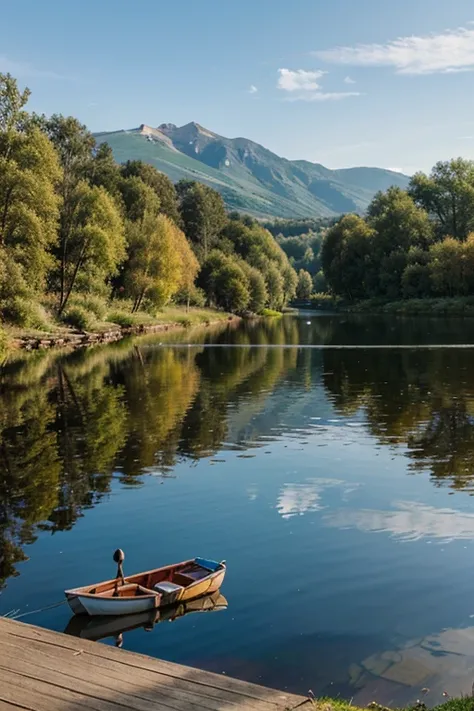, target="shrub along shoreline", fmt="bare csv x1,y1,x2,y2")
3,307,237,353
304,294,474,316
